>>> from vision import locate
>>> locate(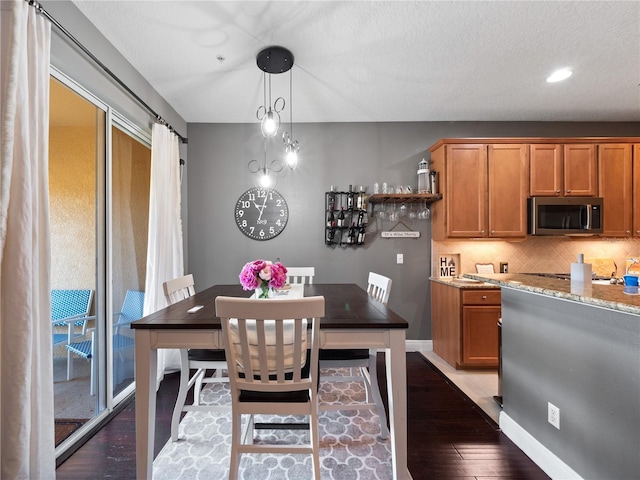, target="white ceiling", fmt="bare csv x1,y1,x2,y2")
70,0,640,124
